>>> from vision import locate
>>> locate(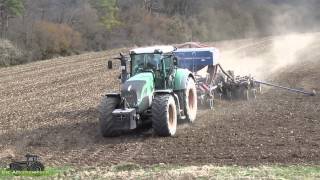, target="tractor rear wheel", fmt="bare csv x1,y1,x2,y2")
152,95,177,137
183,77,197,123
99,96,121,137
